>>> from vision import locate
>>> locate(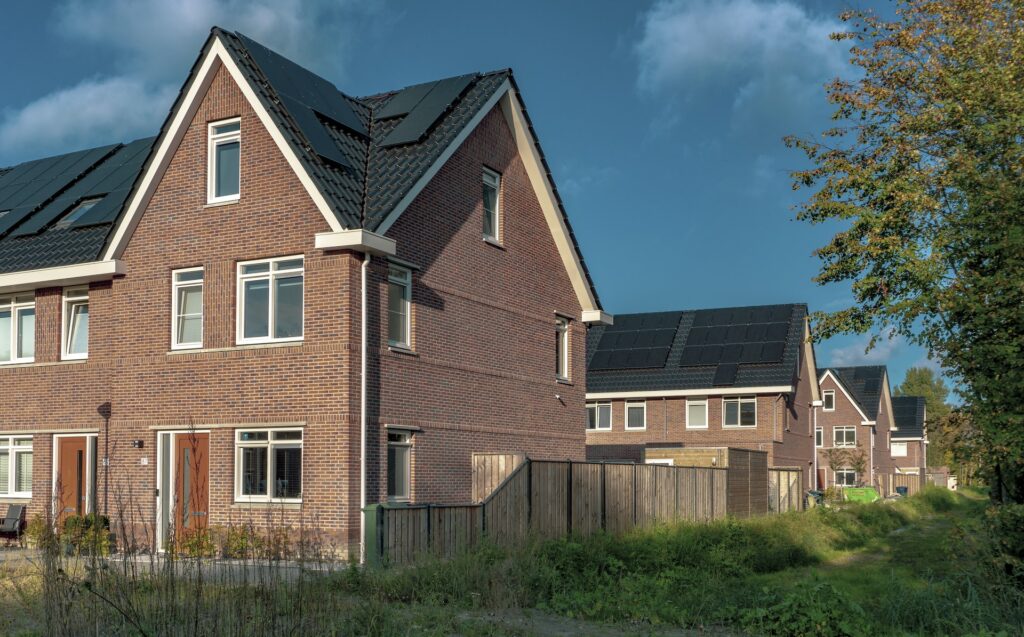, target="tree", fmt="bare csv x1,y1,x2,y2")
893,366,952,466
787,1,1024,503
